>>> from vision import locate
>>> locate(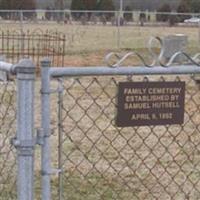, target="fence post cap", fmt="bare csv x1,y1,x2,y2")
41,57,51,67
15,58,35,74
